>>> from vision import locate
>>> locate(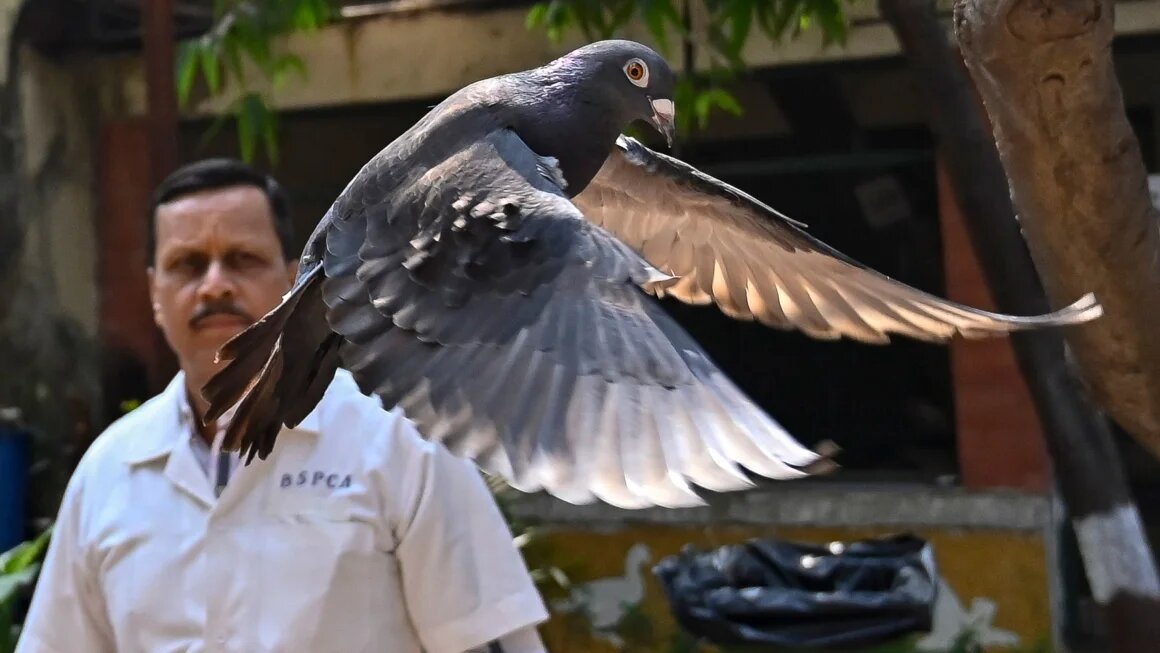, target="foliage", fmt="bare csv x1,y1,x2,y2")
0,526,51,653
526,0,855,135
175,0,340,163
177,0,855,160
484,474,580,604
